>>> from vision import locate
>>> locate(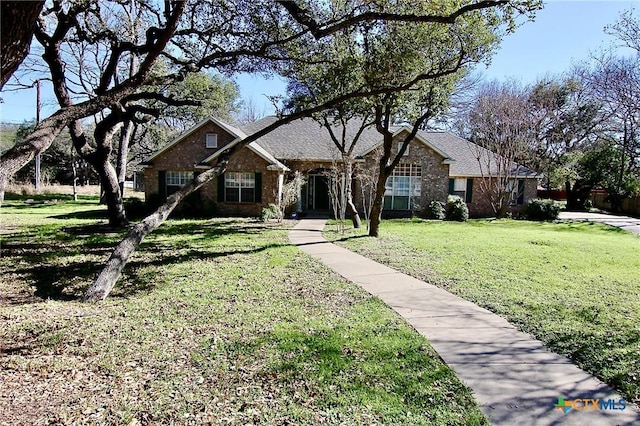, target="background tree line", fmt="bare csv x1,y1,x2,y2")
453,8,640,212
